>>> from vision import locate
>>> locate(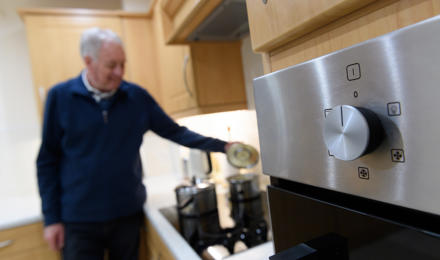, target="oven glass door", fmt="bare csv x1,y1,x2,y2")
268,185,440,259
